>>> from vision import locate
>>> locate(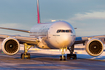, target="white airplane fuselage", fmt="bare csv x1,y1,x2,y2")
30,21,76,49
